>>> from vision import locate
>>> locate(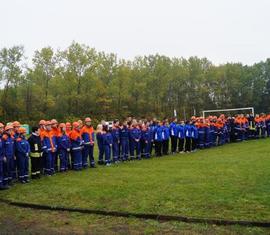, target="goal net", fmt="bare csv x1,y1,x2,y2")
202,107,254,119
